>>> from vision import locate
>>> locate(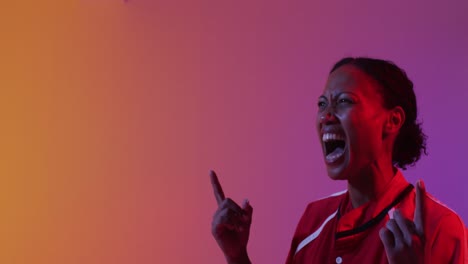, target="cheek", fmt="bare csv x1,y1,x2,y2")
347,105,383,129
343,111,379,143
315,112,322,130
